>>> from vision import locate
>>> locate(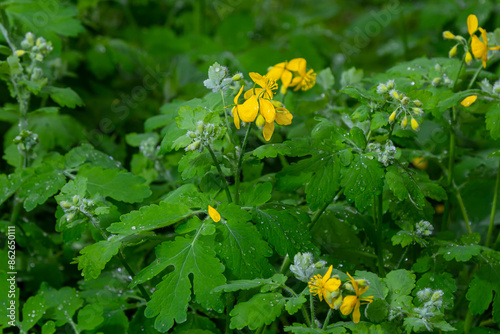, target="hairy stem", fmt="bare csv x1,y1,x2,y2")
442,107,457,230
207,144,233,203
376,192,385,276
309,189,343,229
454,182,472,234
322,308,333,330
486,162,500,248
234,123,252,205
310,294,316,328
467,65,483,90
